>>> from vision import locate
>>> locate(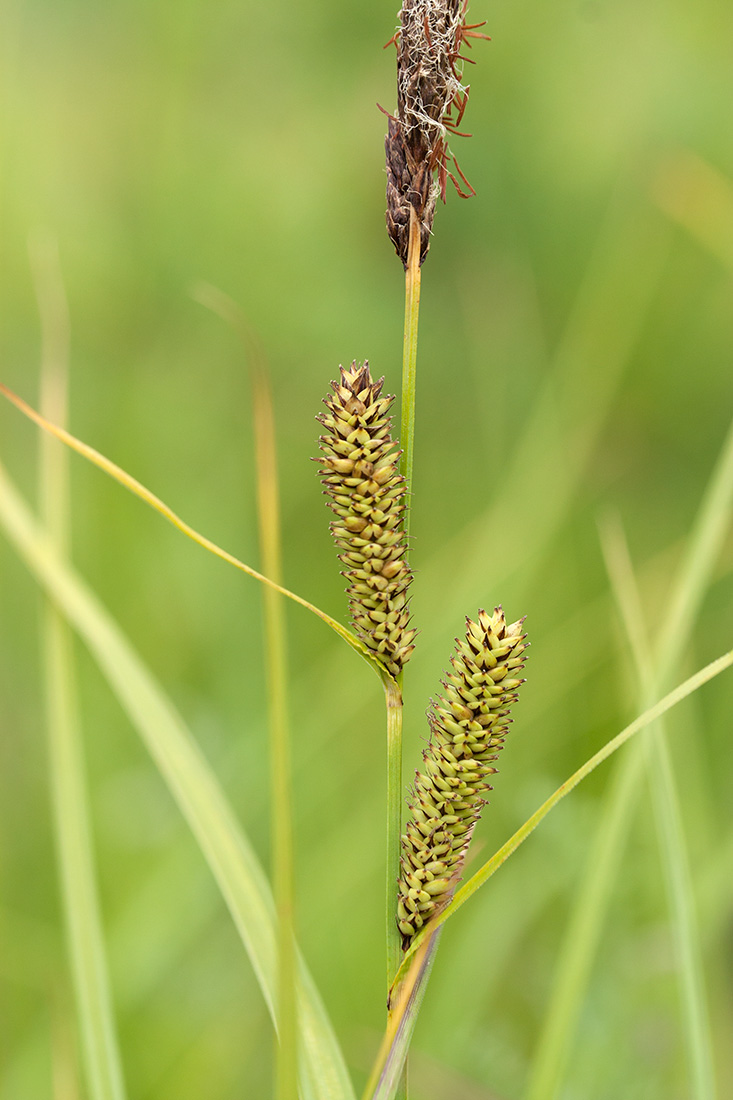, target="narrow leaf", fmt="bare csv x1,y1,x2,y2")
362,933,440,1100
197,287,299,1100
0,381,391,684
600,517,716,1100
0,462,356,1100
32,235,127,1100
652,151,733,271
394,648,733,983
525,412,733,1100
